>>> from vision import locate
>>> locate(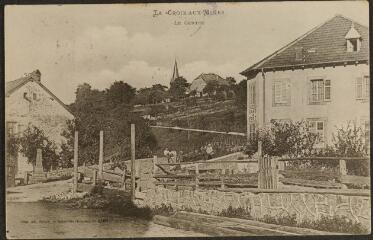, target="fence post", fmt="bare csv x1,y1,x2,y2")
131,124,136,201
92,169,97,186
98,130,104,182
73,131,78,194
221,176,225,189
195,163,199,190
153,155,157,175
339,159,347,176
